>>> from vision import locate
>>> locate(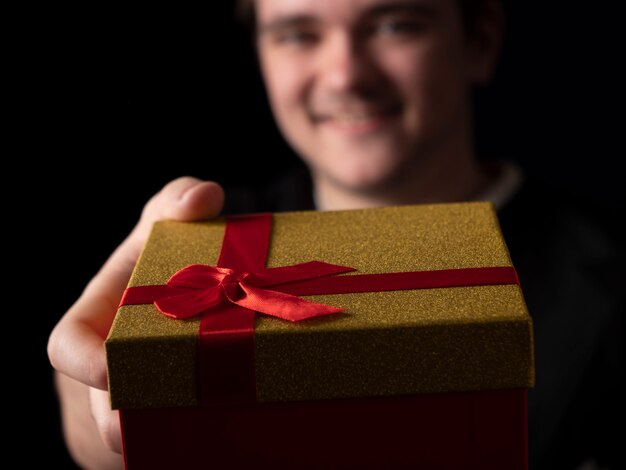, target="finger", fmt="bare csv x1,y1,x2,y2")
56,373,124,467
49,177,225,389
89,386,122,454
